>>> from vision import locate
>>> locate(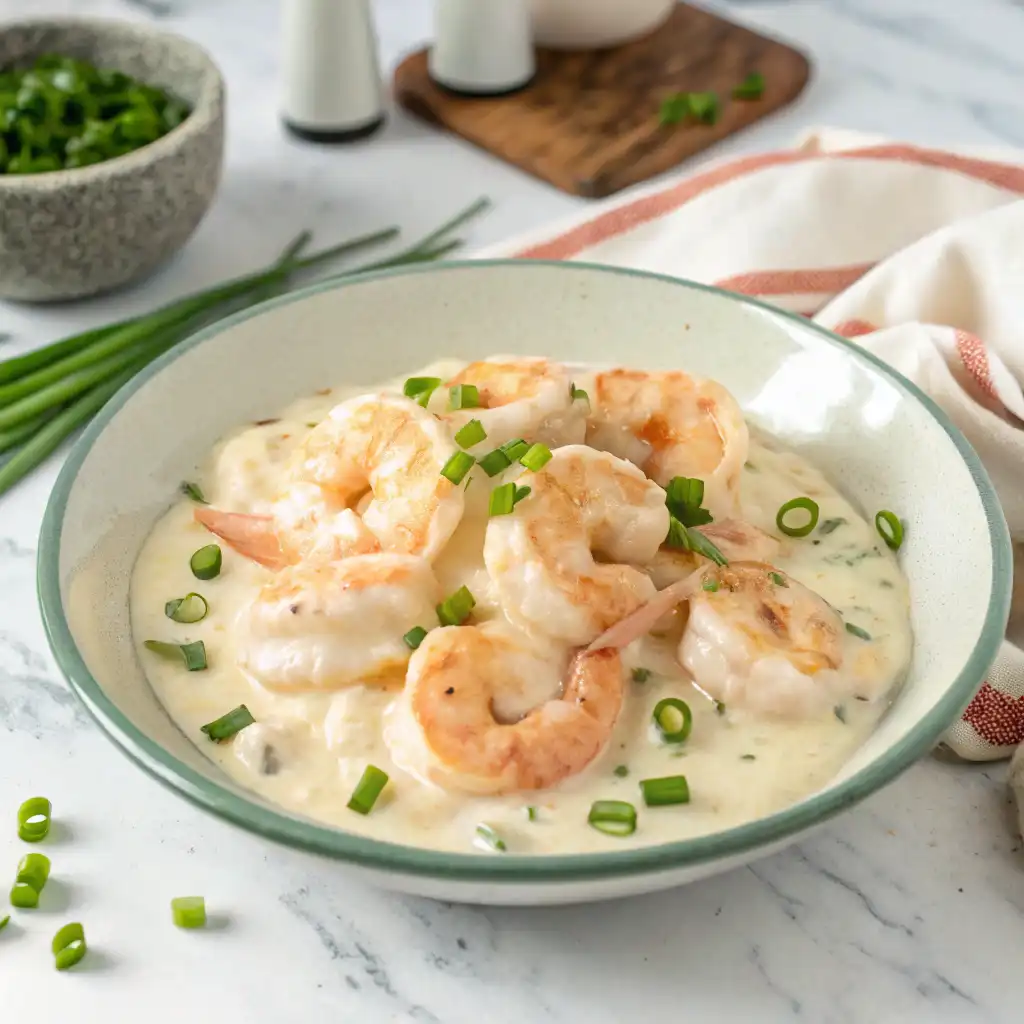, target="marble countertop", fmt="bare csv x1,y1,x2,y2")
3,0,1024,1020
